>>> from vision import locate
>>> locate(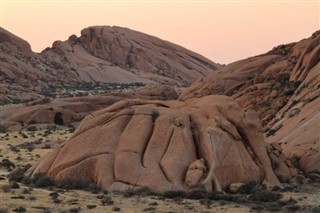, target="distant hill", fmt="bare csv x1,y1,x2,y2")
0,26,221,104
